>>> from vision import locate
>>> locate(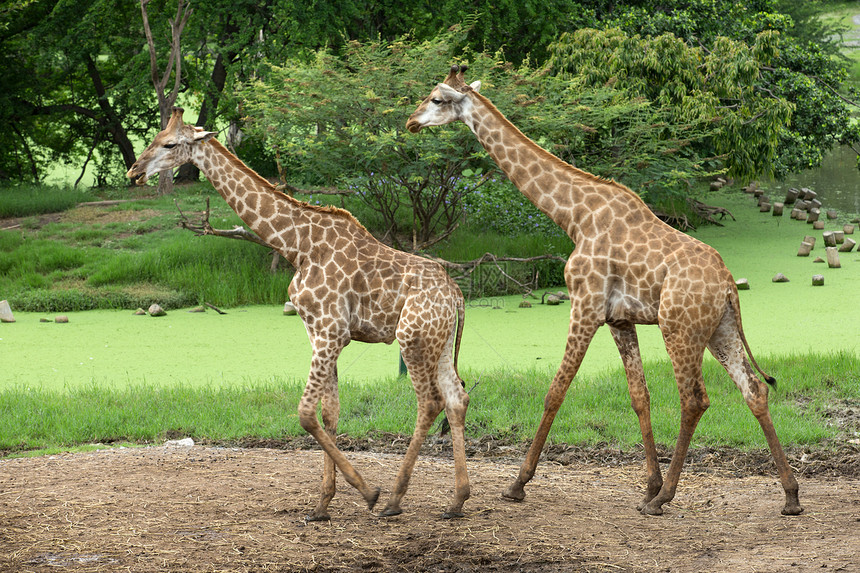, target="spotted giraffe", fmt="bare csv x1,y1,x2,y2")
407,65,802,516
127,108,471,520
